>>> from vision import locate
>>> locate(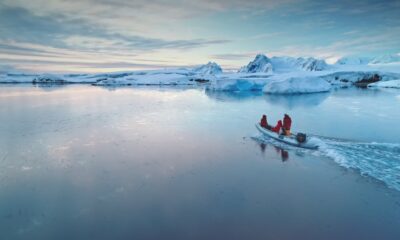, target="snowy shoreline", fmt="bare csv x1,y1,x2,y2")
1,54,400,93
